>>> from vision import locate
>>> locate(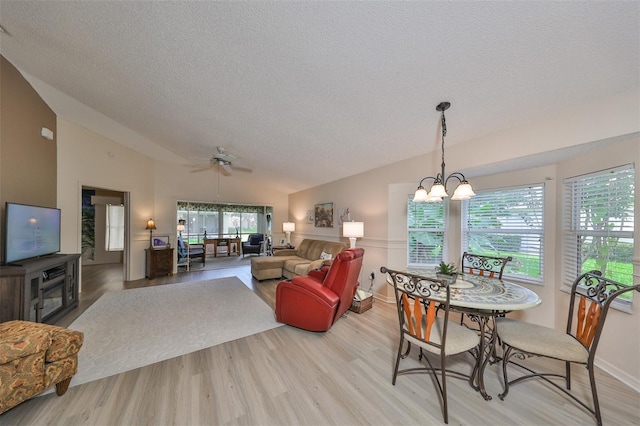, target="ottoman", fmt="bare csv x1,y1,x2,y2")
251,256,290,281
0,320,84,414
